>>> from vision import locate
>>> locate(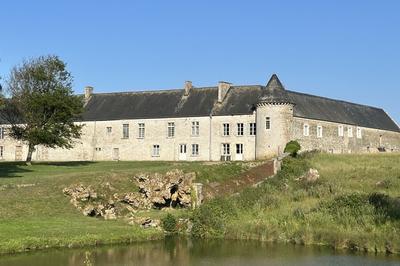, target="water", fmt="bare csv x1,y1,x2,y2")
0,238,399,266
